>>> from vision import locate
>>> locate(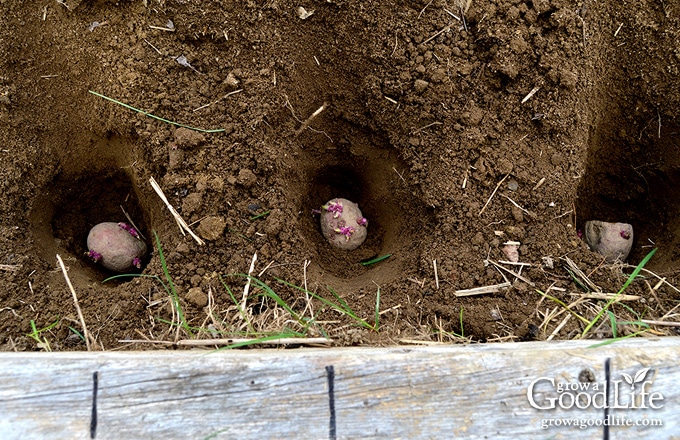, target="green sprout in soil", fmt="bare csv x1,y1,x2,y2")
105,234,331,348
537,248,658,342
431,308,468,342
209,274,328,349
68,326,86,343
587,300,652,348
536,290,591,326
27,318,59,351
